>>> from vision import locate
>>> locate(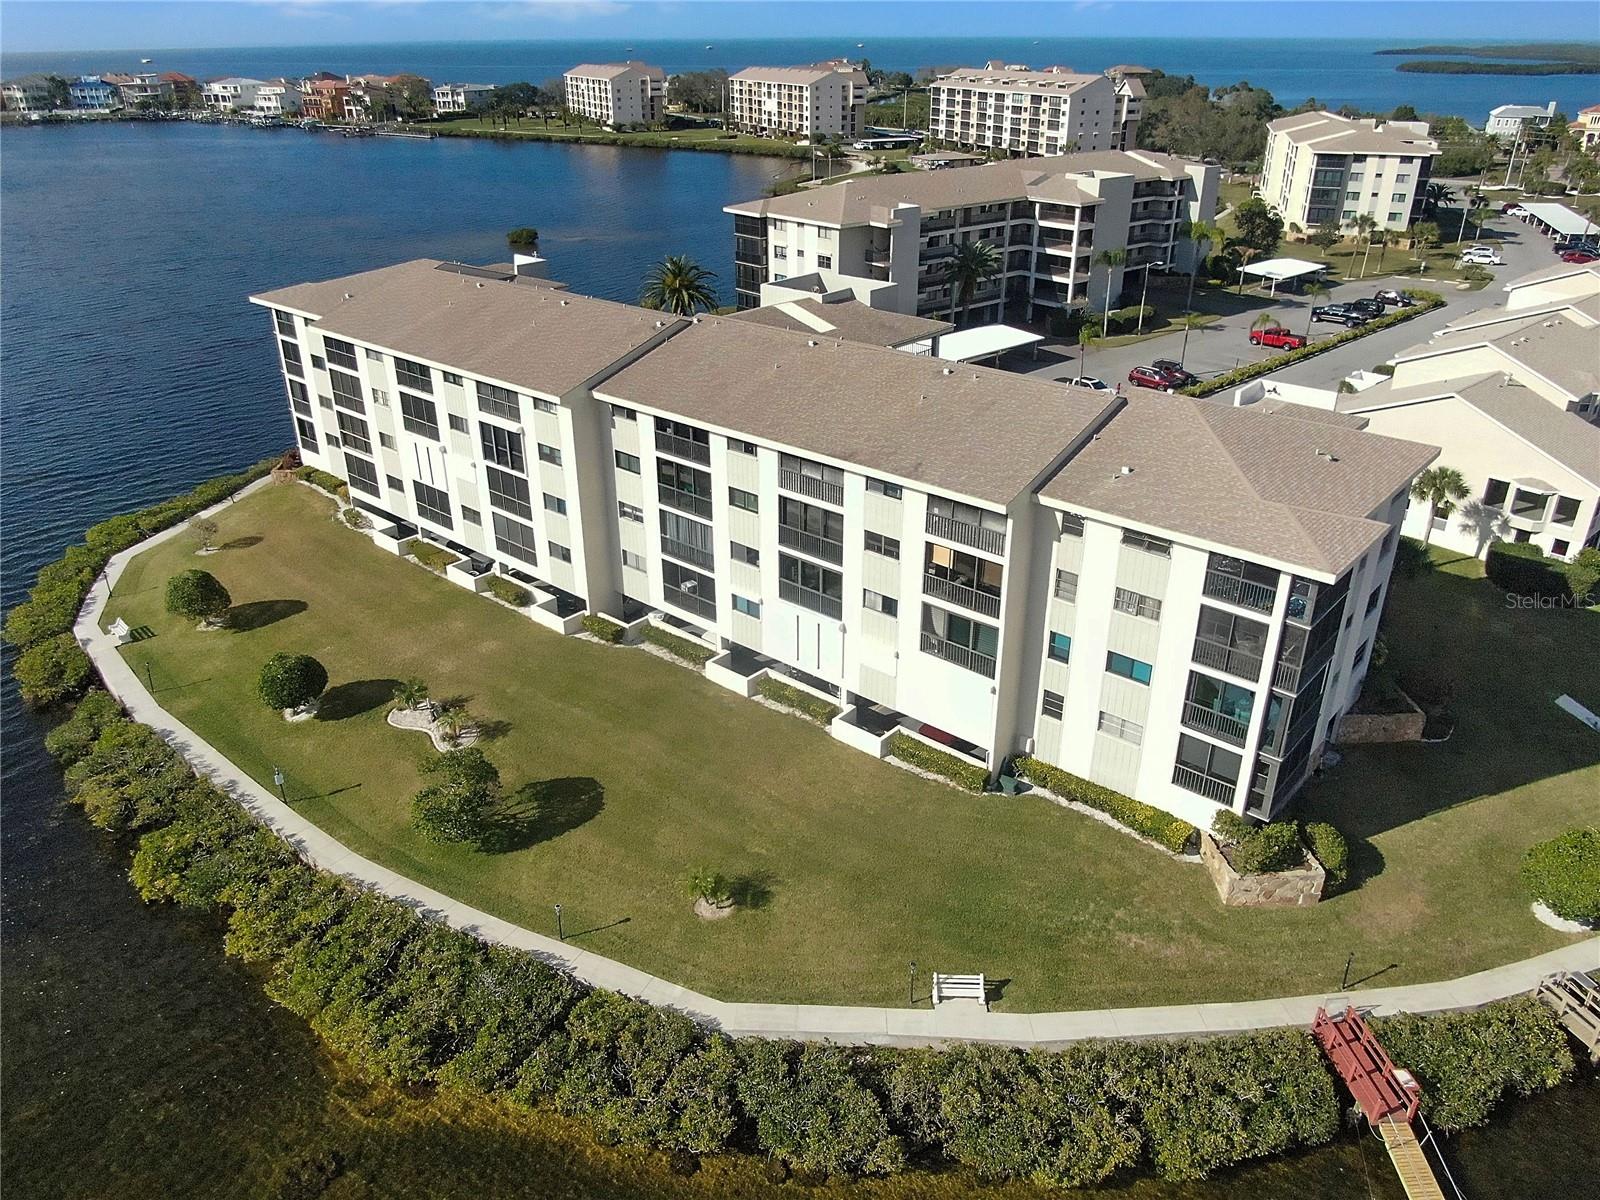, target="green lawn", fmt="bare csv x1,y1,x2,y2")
109,484,1597,1011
